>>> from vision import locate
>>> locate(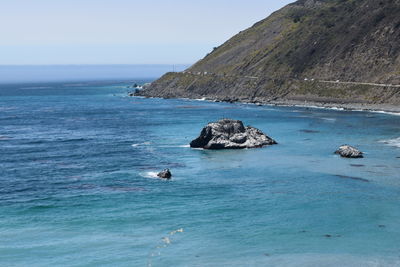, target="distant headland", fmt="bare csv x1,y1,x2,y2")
135,0,400,113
